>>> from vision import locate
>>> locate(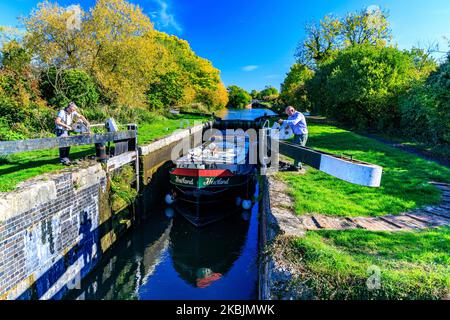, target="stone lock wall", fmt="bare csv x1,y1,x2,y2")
0,123,210,300
0,163,110,300
138,123,208,210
